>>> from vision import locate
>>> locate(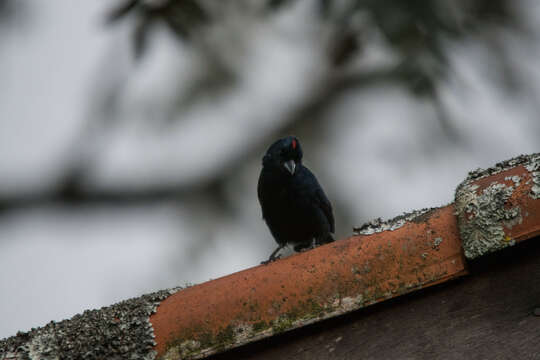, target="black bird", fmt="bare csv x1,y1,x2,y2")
258,136,335,263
